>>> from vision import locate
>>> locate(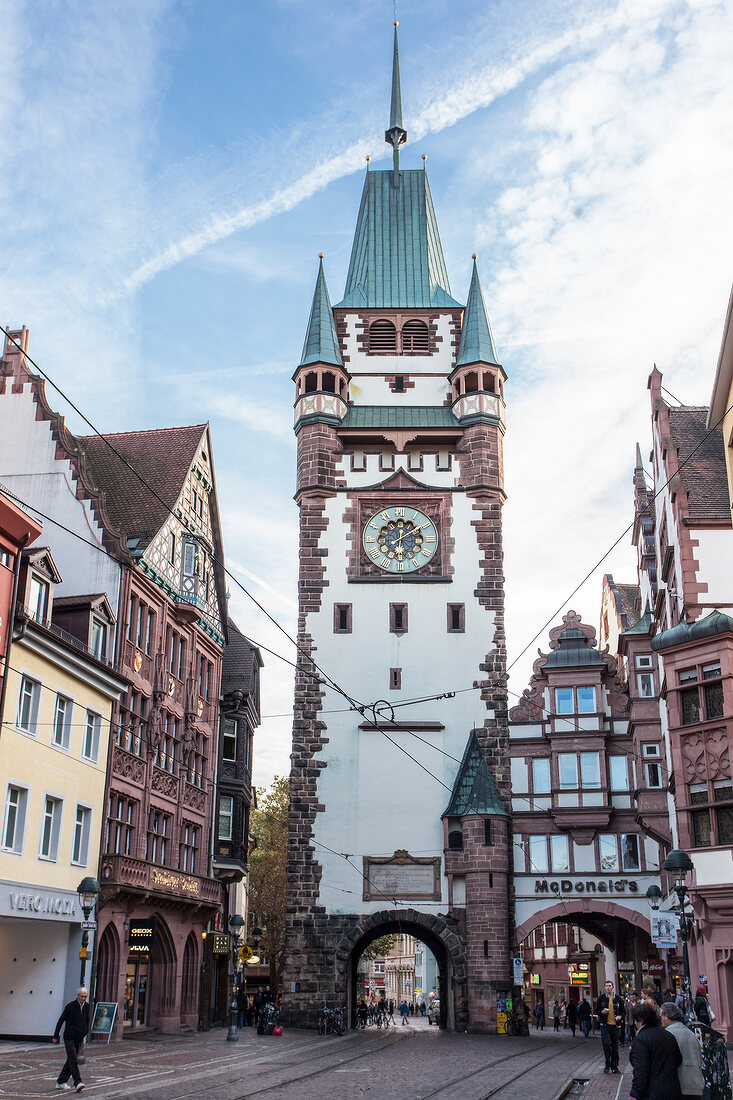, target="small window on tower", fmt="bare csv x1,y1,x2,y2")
447,604,465,633
322,372,336,393
333,603,352,634
394,376,405,392
390,667,402,690
390,604,408,634
484,819,492,846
